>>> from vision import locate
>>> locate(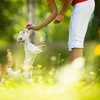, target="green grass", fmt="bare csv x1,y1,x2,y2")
0,73,100,100
0,41,100,100
0,62,100,100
